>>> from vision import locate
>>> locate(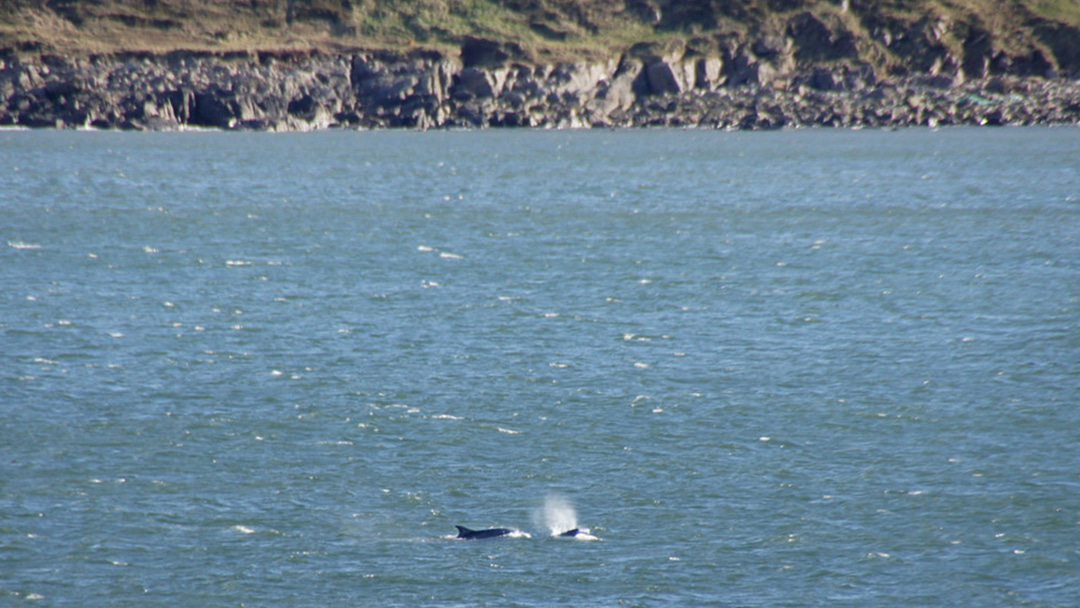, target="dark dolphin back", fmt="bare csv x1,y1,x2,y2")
455,525,513,539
